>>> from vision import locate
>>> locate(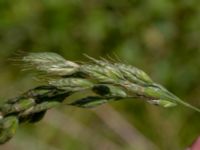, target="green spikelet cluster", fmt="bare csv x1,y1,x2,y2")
0,52,199,144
